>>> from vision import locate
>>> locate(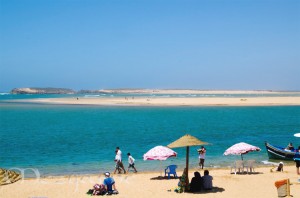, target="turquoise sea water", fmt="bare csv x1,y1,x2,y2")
0,94,300,177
